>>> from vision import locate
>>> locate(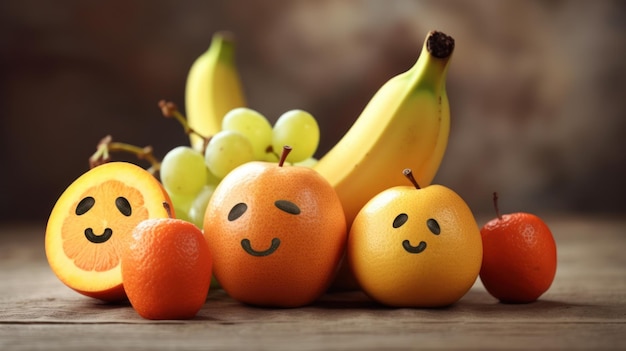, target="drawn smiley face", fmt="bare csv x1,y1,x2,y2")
349,186,454,267
226,199,302,257
60,180,152,271
45,162,172,301
61,179,165,271
392,213,442,254
74,191,134,244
